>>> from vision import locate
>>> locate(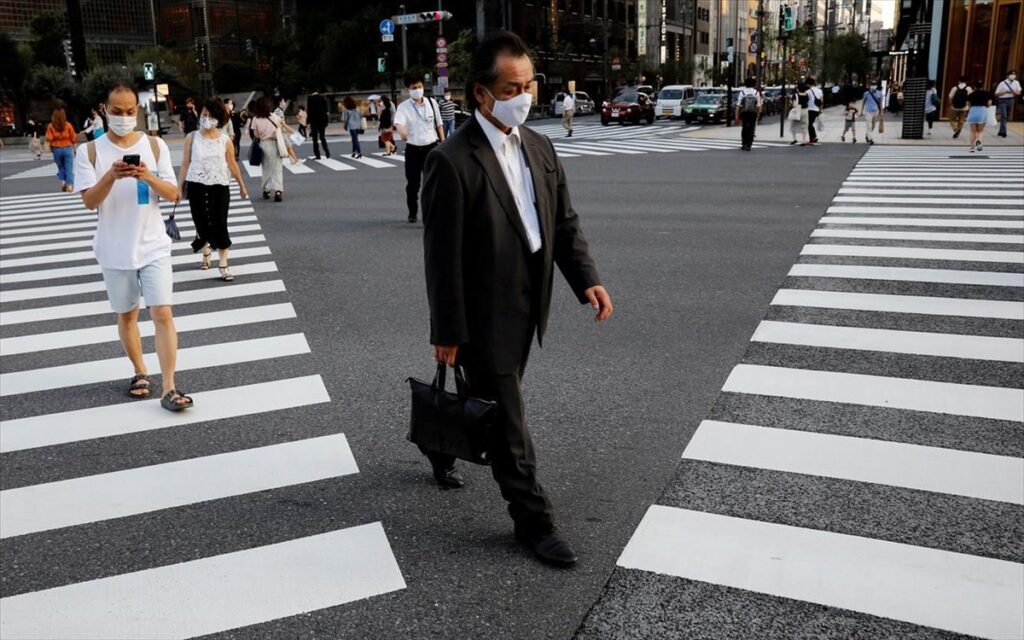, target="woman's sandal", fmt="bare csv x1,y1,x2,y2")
200,247,212,270
218,264,235,282
263,190,271,200
127,373,150,398
161,389,194,412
